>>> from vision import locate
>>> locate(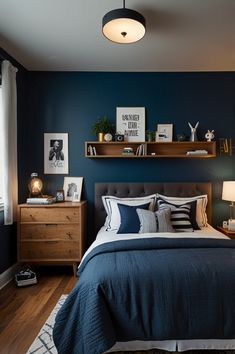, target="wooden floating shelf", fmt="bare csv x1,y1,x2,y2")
85,141,216,159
